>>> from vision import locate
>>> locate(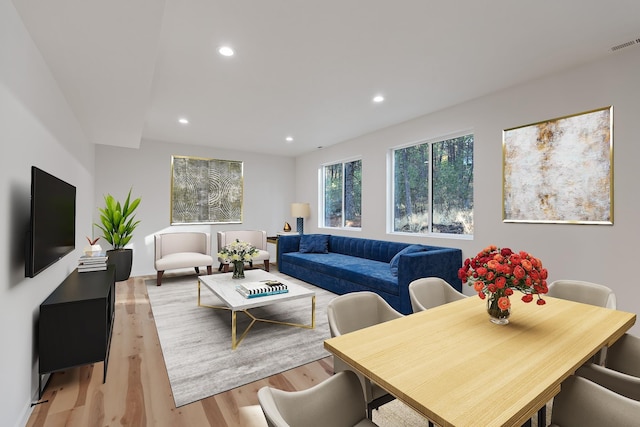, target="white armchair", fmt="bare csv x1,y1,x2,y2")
217,230,270,272
154,232,214,286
